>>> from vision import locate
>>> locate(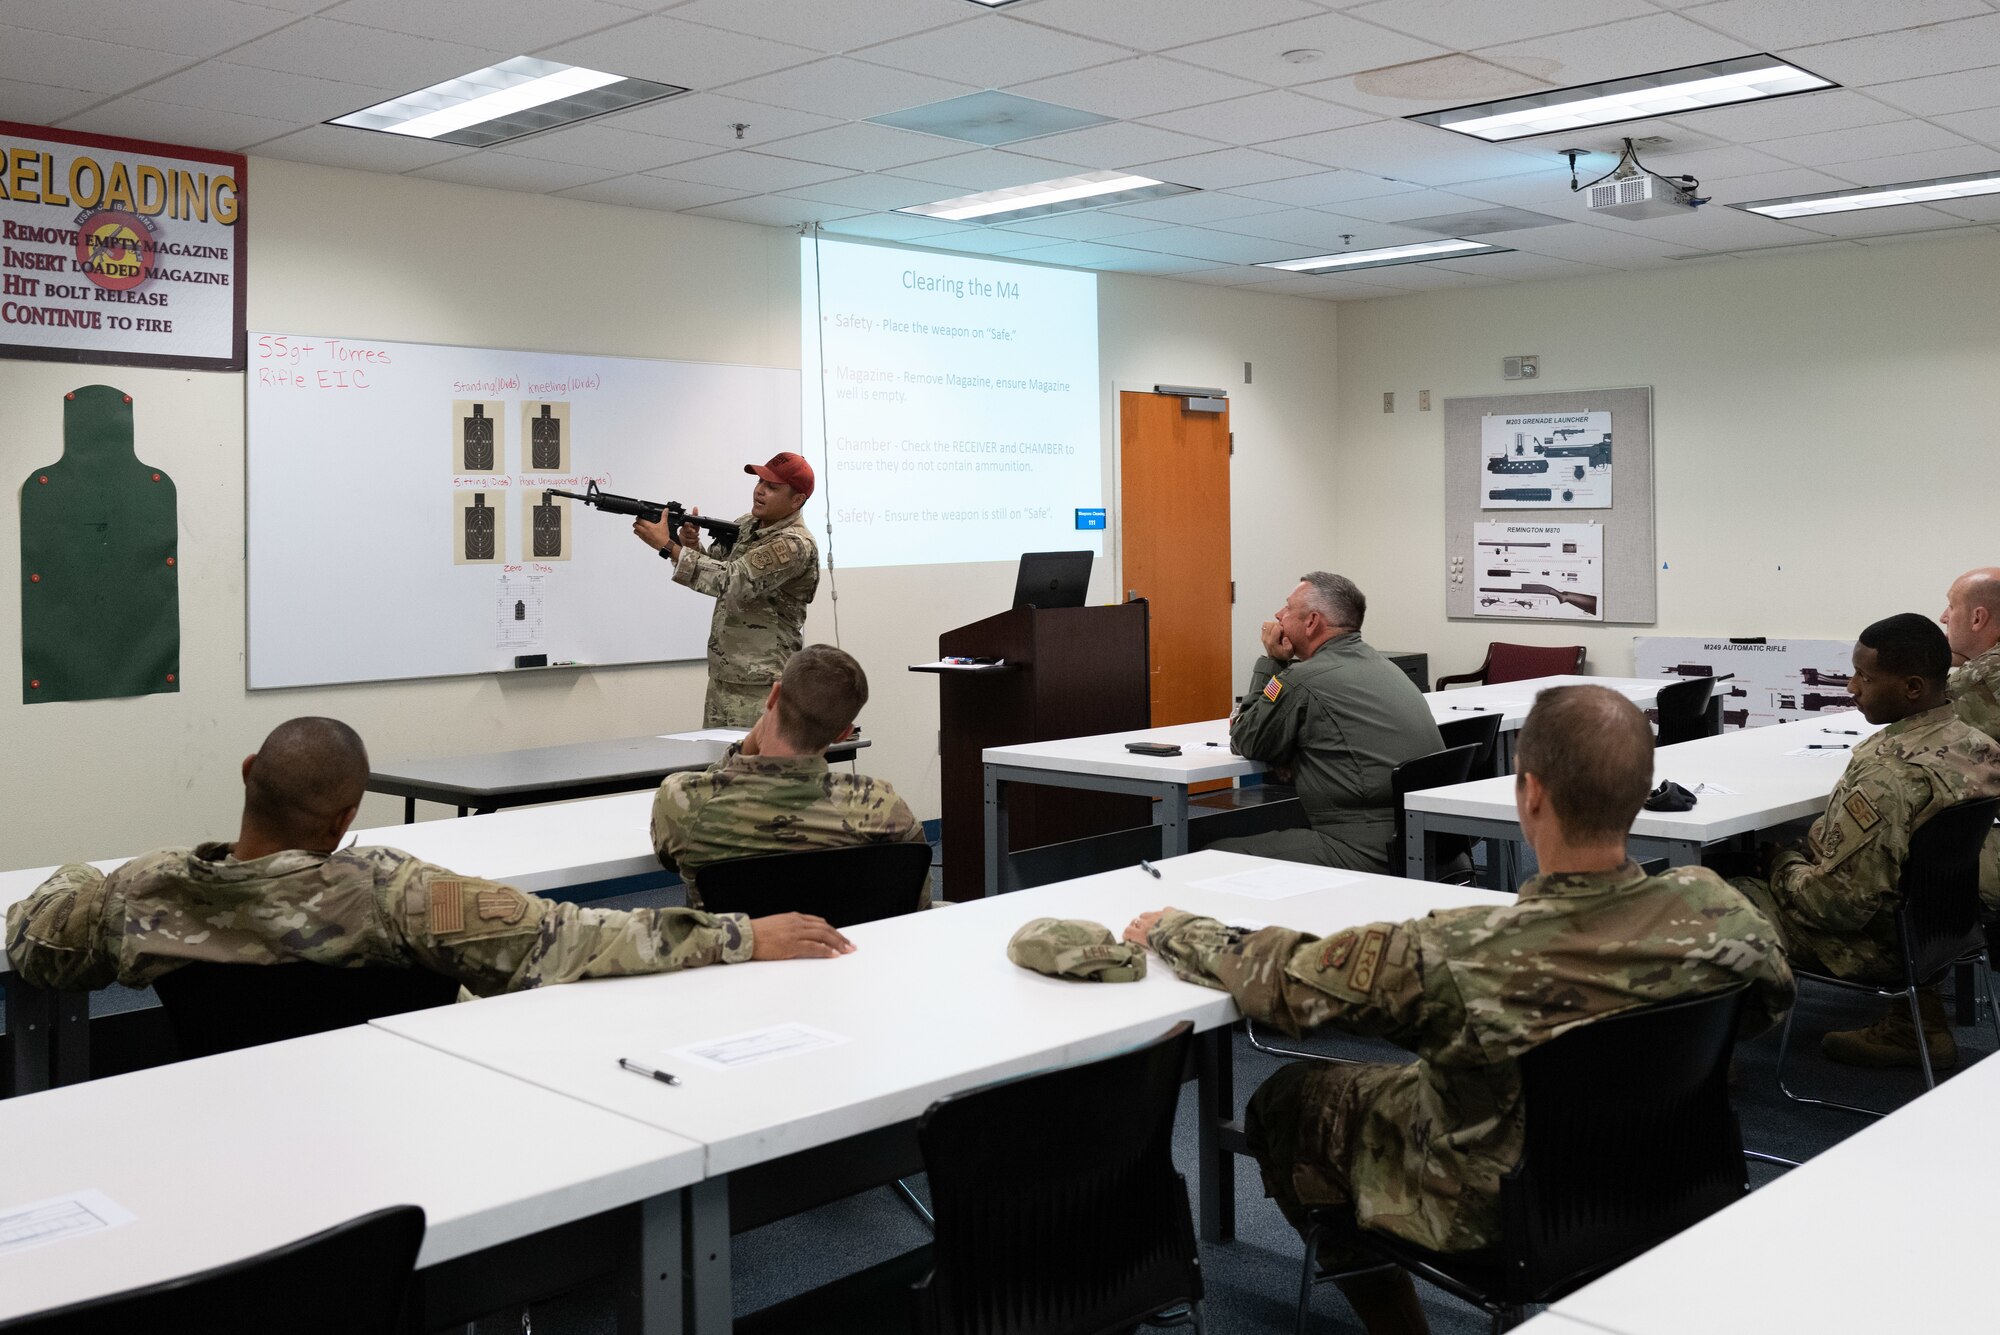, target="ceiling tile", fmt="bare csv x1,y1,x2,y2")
137,61,398,122
665,0,962,55
1864,67,2000,118
225,19,509,88
1819,143,2000,184
0,24,192,94
1143,90,1378,146
1667,87,1906,143
686,195,865,226
494,123,717,172
1936,106,2000,149
1083,251,1231,275
1504,222,1705,263
1675,0,1990,52
1428,251,1612,279
1017,0,1324,53
0,78,103,125
997,239,1169,270
816,211,974,242
1160,266,1297,288
59,97,299,153
251,124,475,173
1347,0,1655,51
1163,11,1449,86
1274,119,1549,185
1202,208,1442,249
1292,54,1554,119
554,175,747,210
779,172,969,210
652,150,851,192
1012,121,1223,170
760,121,967,172
884,148,1086,191
1340,262,1509,289
1925,191,2000,223
1476,14,1755,86
410,154,622,193
991,209,1178,241
1583,203,1811,251
1324,188,1487,222
721,57,977,120
1249,271,1408,298
1103,190,1293,224
1754,119,1972,167
1010,57,1264,120
1776,203,1979,237
1631,144,1795,181
1440,169,1585,209
1701,166,1857,199
321,0,639,53
857,16,1130,87
1229,169,1425,206
535,15,820,89
1129,147,1326,189
602,93,840,148
1787,15,2000,86
2,0,300,58
1109,226,1299,264
912,227,1062,255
